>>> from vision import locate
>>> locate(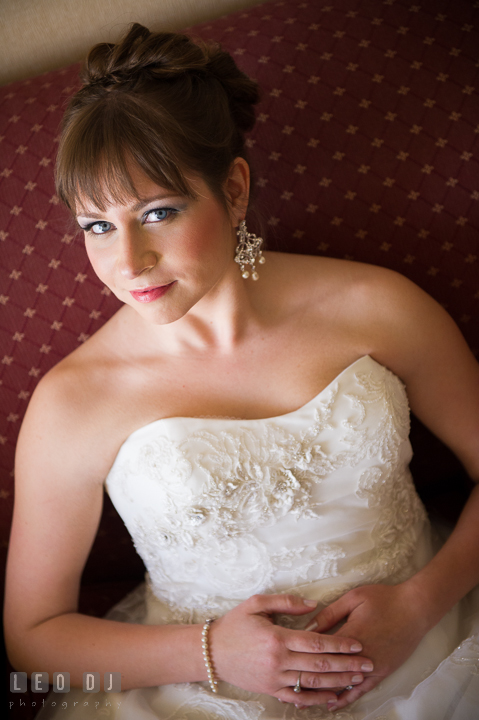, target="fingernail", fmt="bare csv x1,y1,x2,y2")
327,703,338,711
303,599,317,607
352,674,362,683
350,643,362,651
305,620,318,631
361,662,373,671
